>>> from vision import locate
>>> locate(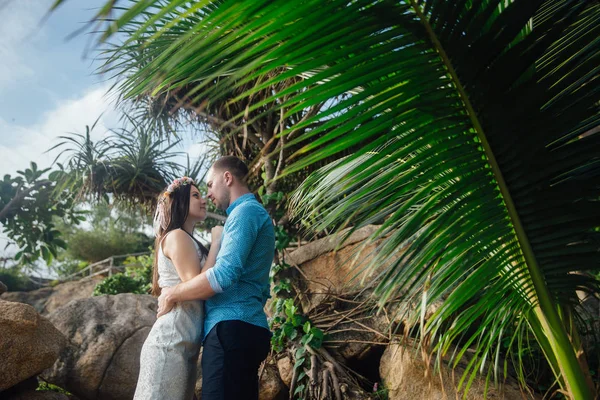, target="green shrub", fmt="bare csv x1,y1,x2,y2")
66,228,152,263
93,253,153,296
93,273,149,296
124,253,153,281
51,259,89,279
37,380,72,394
0,267,35,291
